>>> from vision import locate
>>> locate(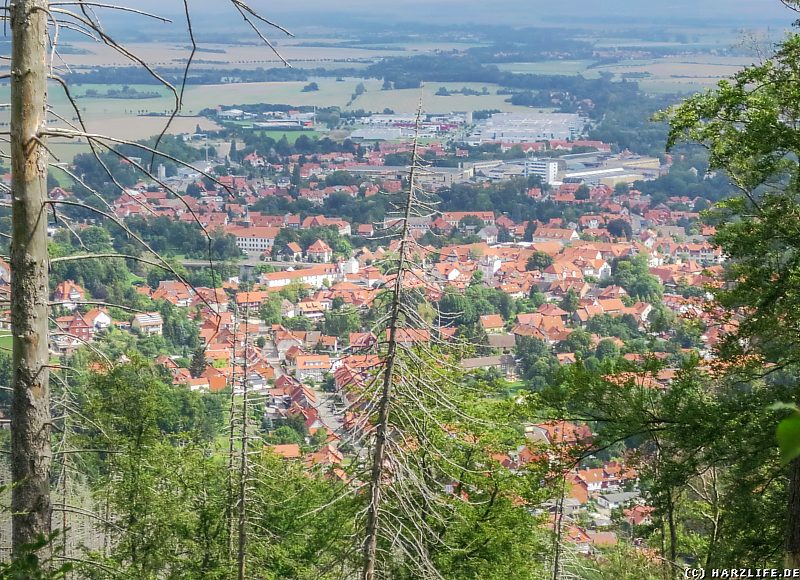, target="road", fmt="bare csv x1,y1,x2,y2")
309,384,345,440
